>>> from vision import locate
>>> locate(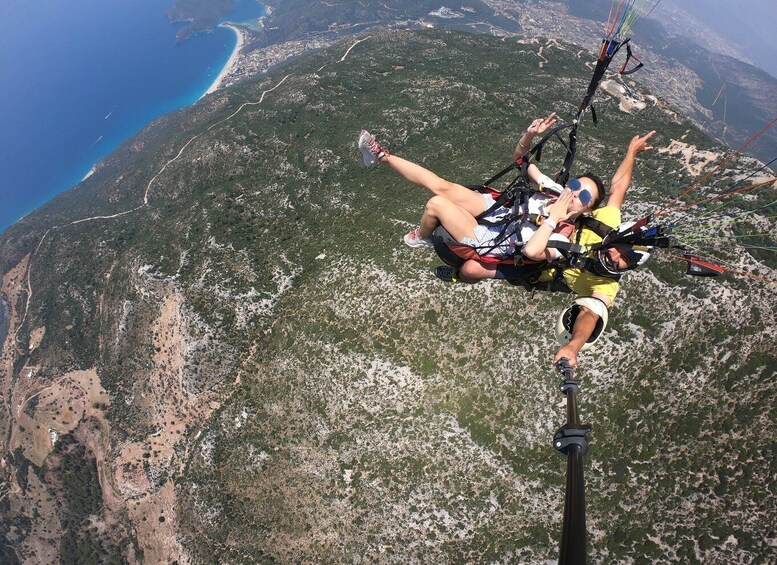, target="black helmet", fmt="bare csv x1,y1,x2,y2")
590,221,654,276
